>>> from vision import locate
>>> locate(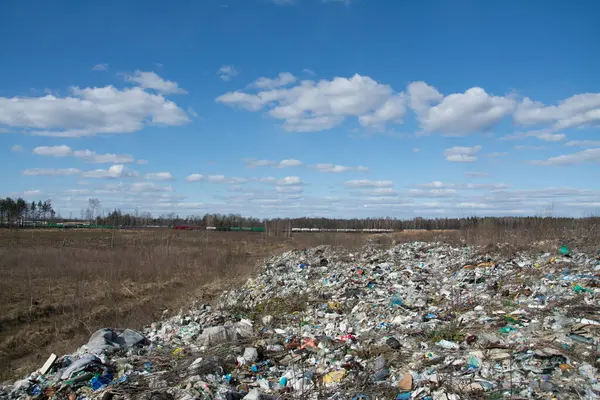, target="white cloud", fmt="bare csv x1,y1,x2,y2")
465,171,489,178
0,86,189,137
23,190,41,196
514,145,546,151
217,74,406,132
363,188,398,196
185,174,247,184
137,159,149,165
145,172,174,181
125,70,187,94
185,174,204,182
245,159,275,168
444,145,482,163
250,73,297,89
92,63,108,71
217,65,240,81
529,148,600,166
258,177,277,183
74,150,133,163
277,176,303,185
130,182,173,193
566,140,600,147
22,168,80,176
314,163,353,173
412,148,420,153
487,152,508,158
271,0,294,4
356,165,369,172
187,107,199,118
345,179,393,188
11,144,23,152
417,181,510,190
408,82,515,135
33,145,73,157
303,68,316,76
32,145,133,163
501,130,566,142
358,94,406,128
407,188,457,198
82,164,138,179
245,158,302,168
276,185,303,193
514,93,600,130
277,159,302,168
